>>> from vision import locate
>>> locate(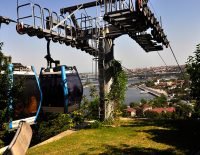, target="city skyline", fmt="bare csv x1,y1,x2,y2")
0,0,200,72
